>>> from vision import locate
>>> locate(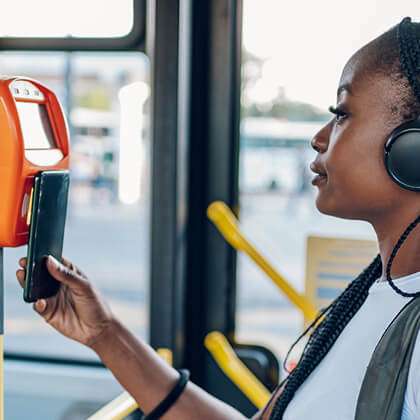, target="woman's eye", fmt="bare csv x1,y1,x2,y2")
328,105,348,123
